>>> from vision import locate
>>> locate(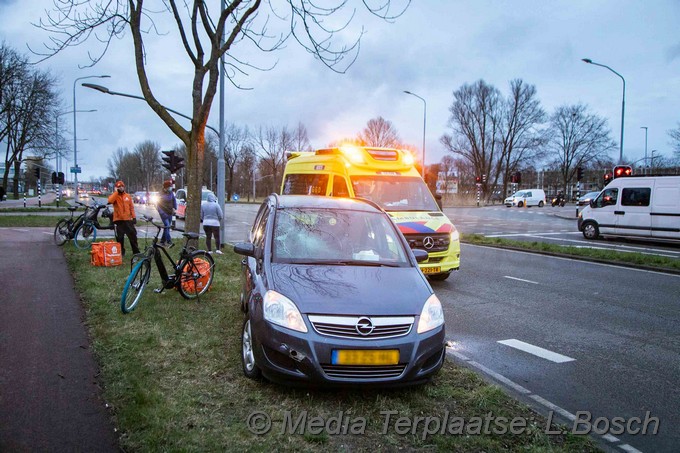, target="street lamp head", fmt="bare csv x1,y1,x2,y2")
82,83,110,94
581,58,593,64
403,90,412,95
